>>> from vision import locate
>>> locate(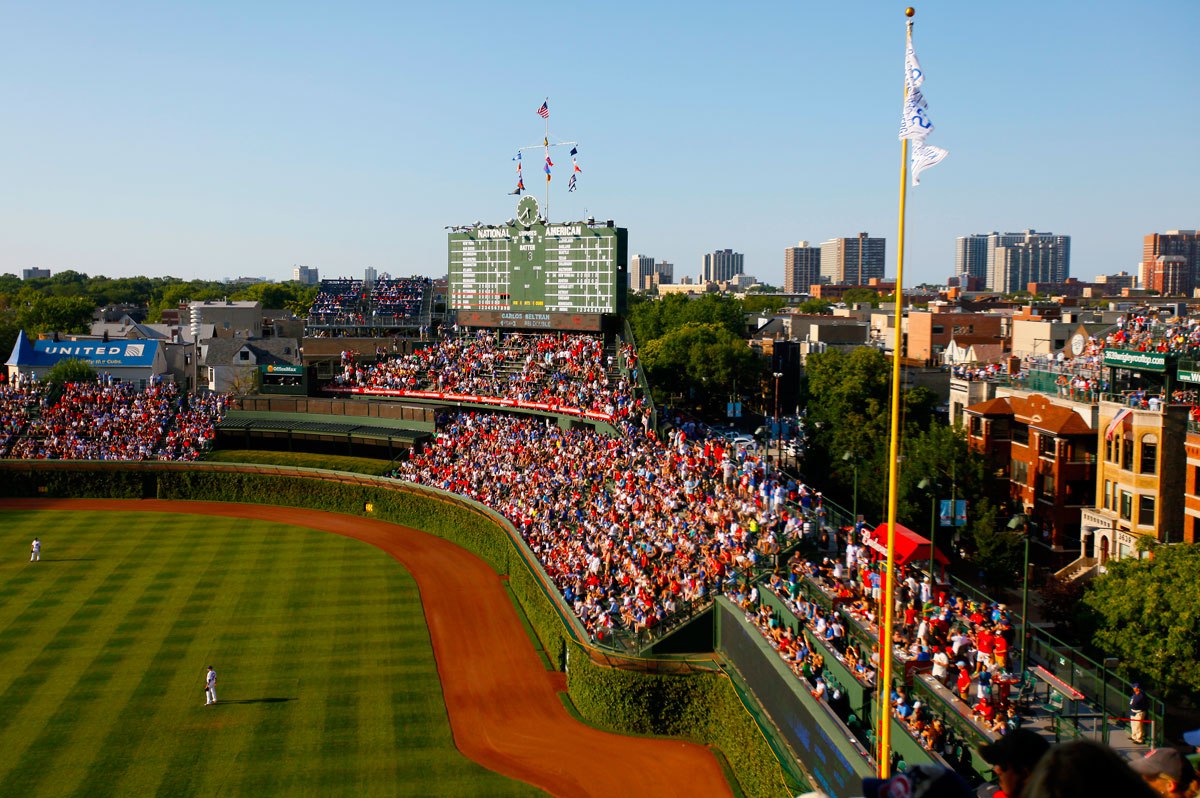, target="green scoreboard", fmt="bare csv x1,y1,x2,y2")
448,196,627,330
